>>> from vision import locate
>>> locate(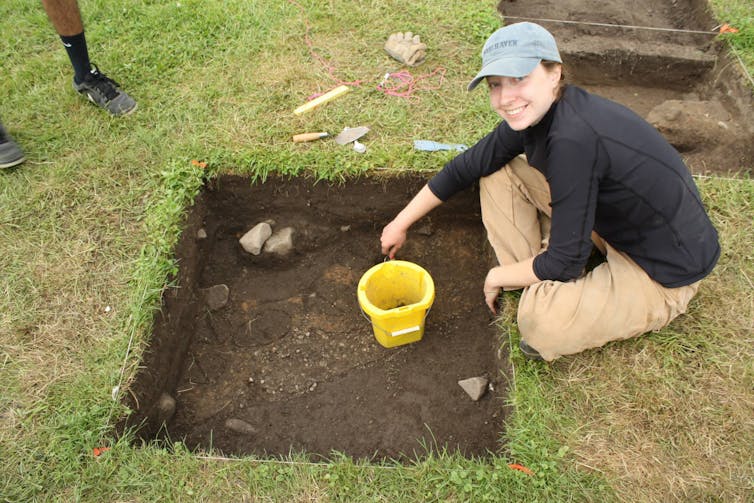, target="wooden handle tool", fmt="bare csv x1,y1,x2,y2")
292,132,330,143
293,85,351,115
